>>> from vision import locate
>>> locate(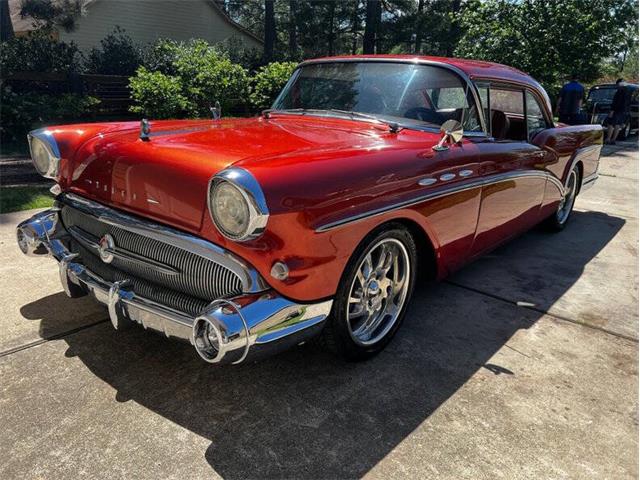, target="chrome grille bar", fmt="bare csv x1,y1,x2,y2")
58,193,268,293
57,194,268,313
